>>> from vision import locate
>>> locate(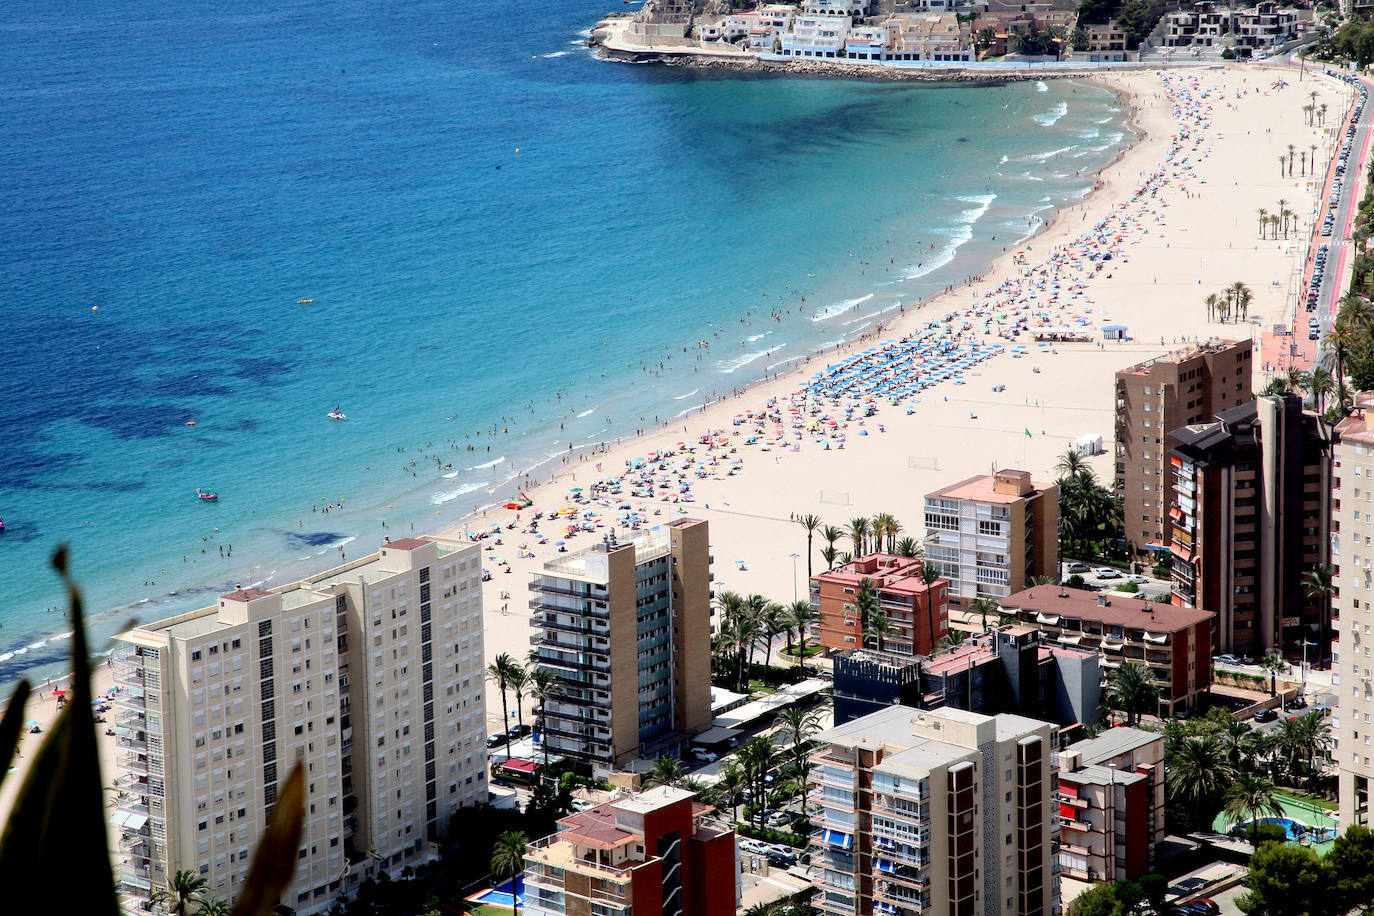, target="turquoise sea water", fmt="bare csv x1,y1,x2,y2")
0,0,1127,682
